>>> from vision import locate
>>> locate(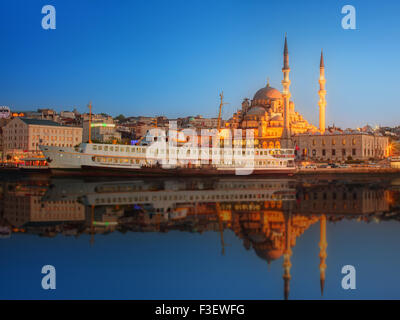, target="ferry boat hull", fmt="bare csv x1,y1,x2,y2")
82,165,296,176
40,144,297,177
48,166,296,177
